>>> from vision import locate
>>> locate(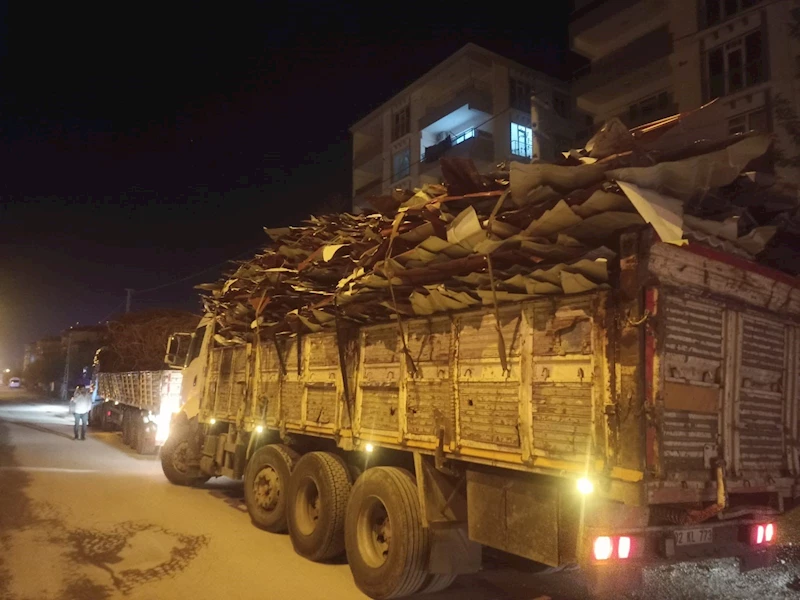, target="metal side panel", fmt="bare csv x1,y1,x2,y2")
357,326,401,437
530,299,596,463
214,347,235,417
659,293,723,477
303,333,339,430
405,318,454,442
734,313,788,475
456,307,523,451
